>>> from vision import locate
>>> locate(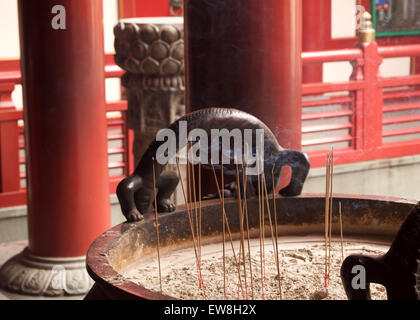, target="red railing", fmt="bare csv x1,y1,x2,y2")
1,42,420,208
0,64,134,207
302,43,420,167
